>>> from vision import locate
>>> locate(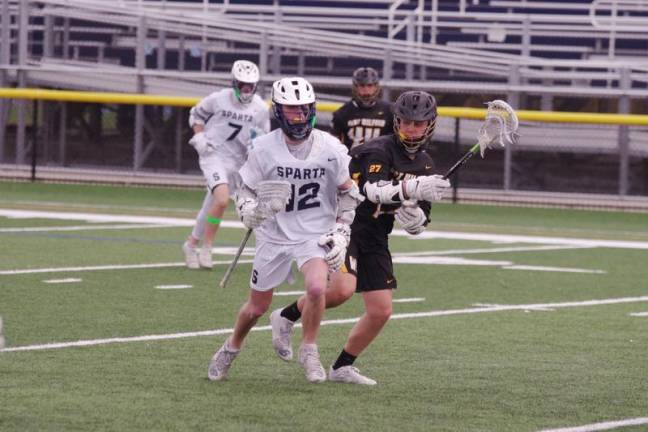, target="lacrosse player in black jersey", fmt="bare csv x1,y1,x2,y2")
270,91,450,385
331,67,394,150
